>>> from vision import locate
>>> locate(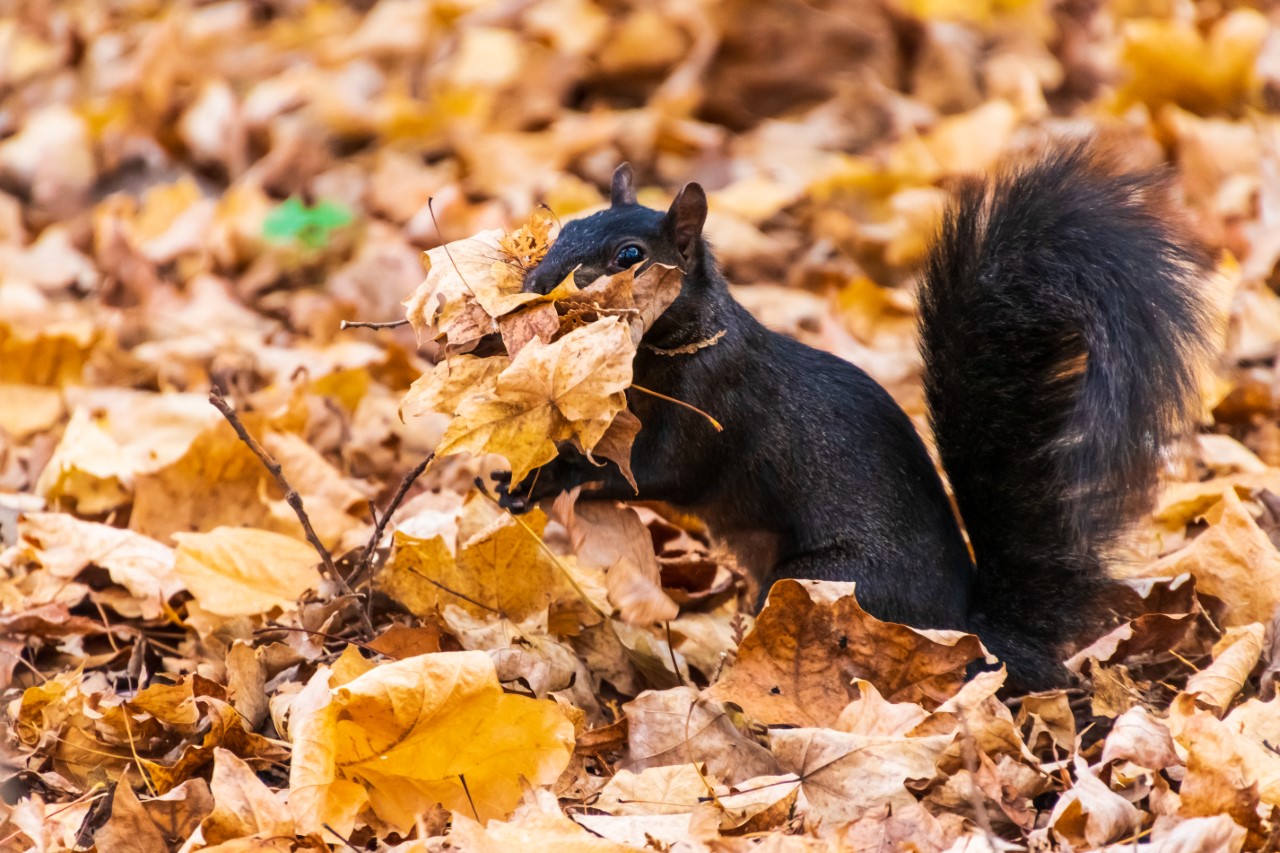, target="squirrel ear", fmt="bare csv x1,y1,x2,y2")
666,182,707,260
611,163,637,207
